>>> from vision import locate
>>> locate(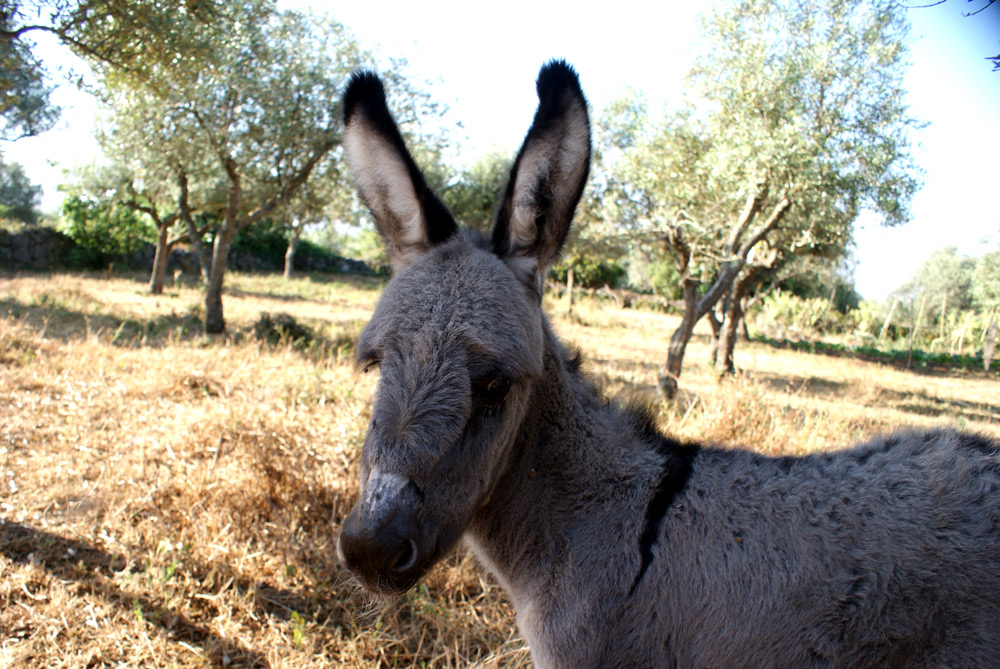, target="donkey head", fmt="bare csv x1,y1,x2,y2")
337,62,590,594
